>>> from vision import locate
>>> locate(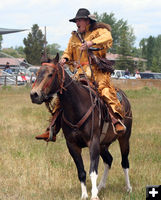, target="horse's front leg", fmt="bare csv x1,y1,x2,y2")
66,141,88,199
89,135,100,200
